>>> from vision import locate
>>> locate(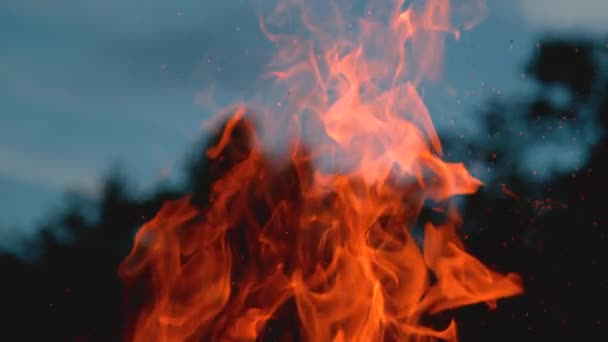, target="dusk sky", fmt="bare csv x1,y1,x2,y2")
1,0,606,239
